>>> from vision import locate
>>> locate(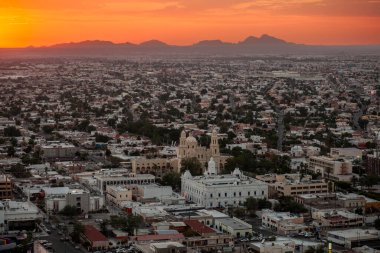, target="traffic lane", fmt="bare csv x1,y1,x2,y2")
40,229,79,253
